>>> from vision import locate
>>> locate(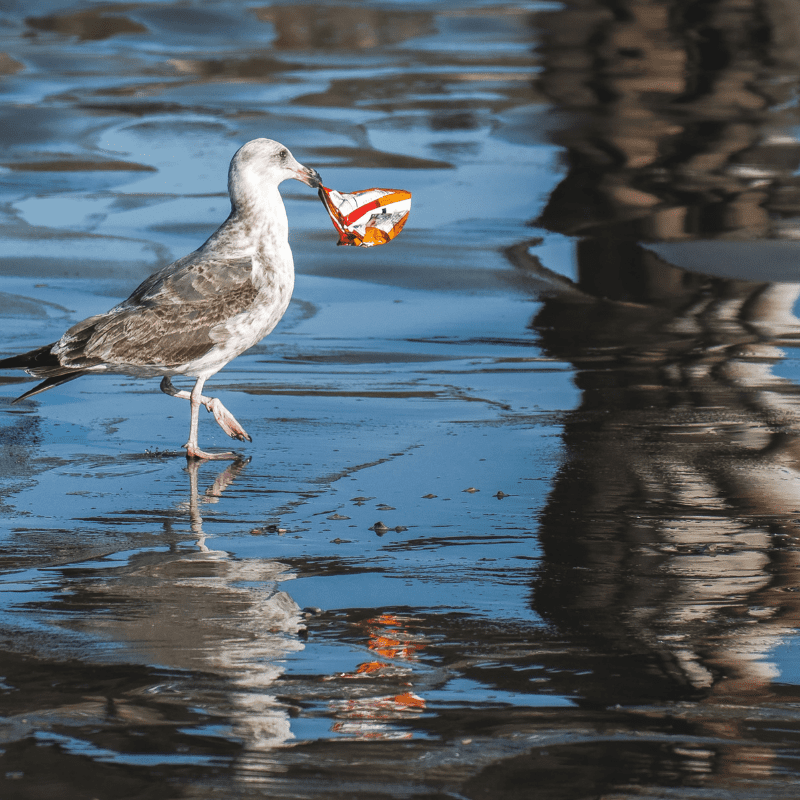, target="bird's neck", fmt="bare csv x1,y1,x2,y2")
210,185,291,262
